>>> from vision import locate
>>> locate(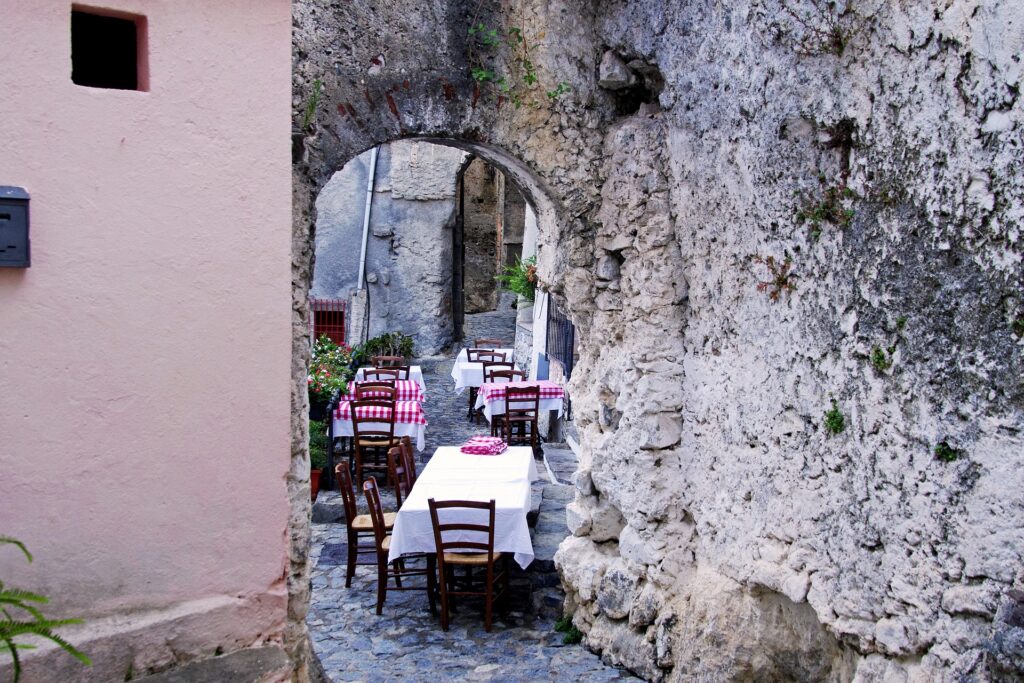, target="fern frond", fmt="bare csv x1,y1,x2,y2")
0,588,49,604
0,538,32,563
0,597,46,622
